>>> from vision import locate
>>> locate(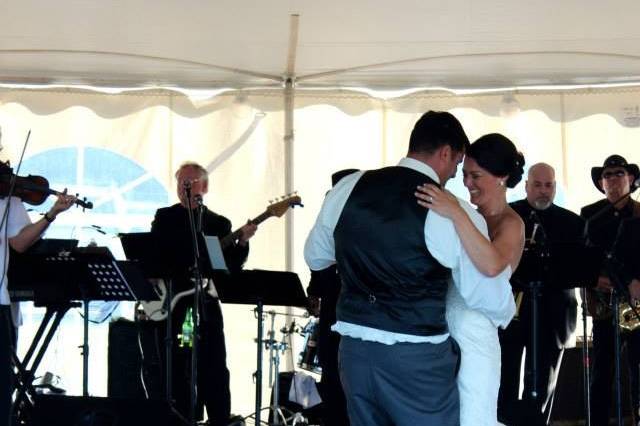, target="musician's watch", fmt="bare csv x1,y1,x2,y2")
43,212,55,223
